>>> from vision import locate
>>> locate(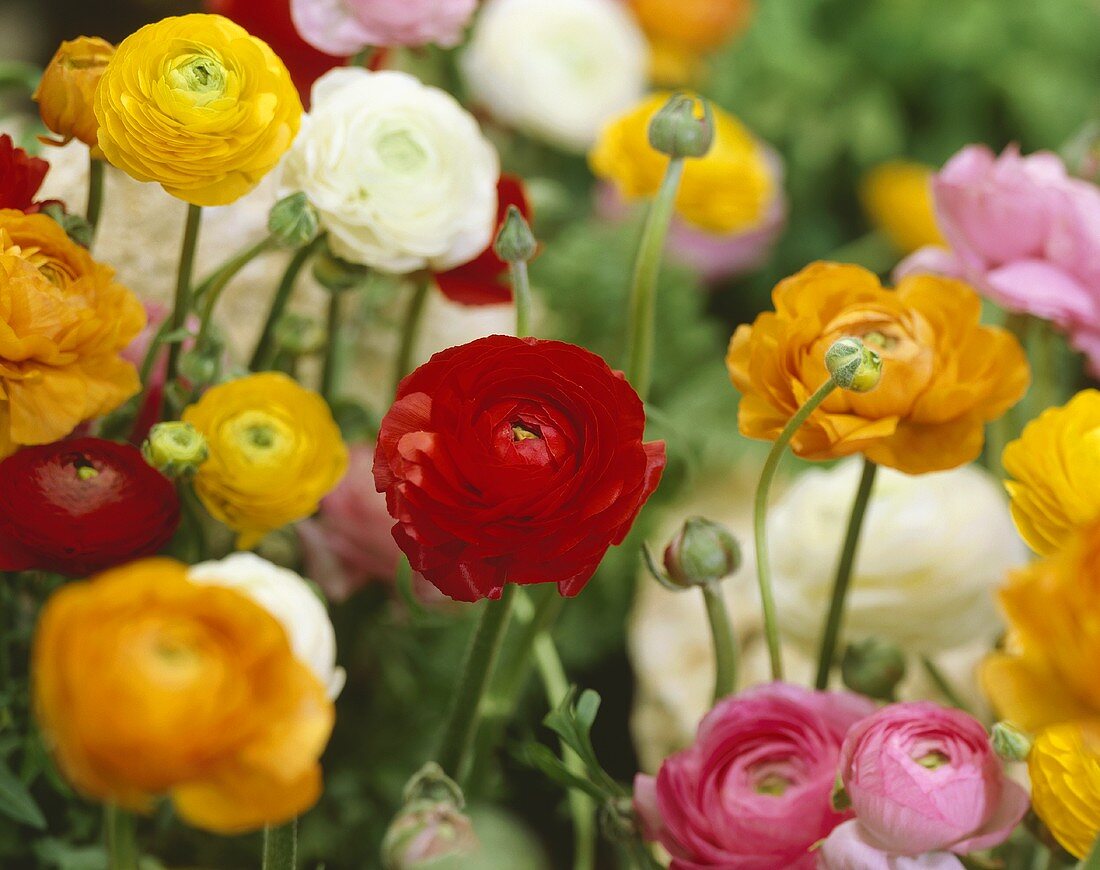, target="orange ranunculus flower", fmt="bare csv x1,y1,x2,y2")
726,262,1029,474
0,210,144,458
34,36,115,152
33,557,334,833
982,519,1100,733
629,0,753,53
